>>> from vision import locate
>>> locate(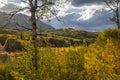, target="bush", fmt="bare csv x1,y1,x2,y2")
96,29,120,47
85,29,120,79
0,35,8,46
48,38,69,47
0,62,14,80
4,39,25,52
